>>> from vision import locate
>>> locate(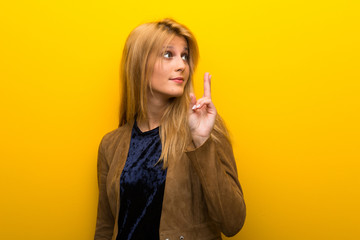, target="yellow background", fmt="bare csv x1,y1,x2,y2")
1,0,359,239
